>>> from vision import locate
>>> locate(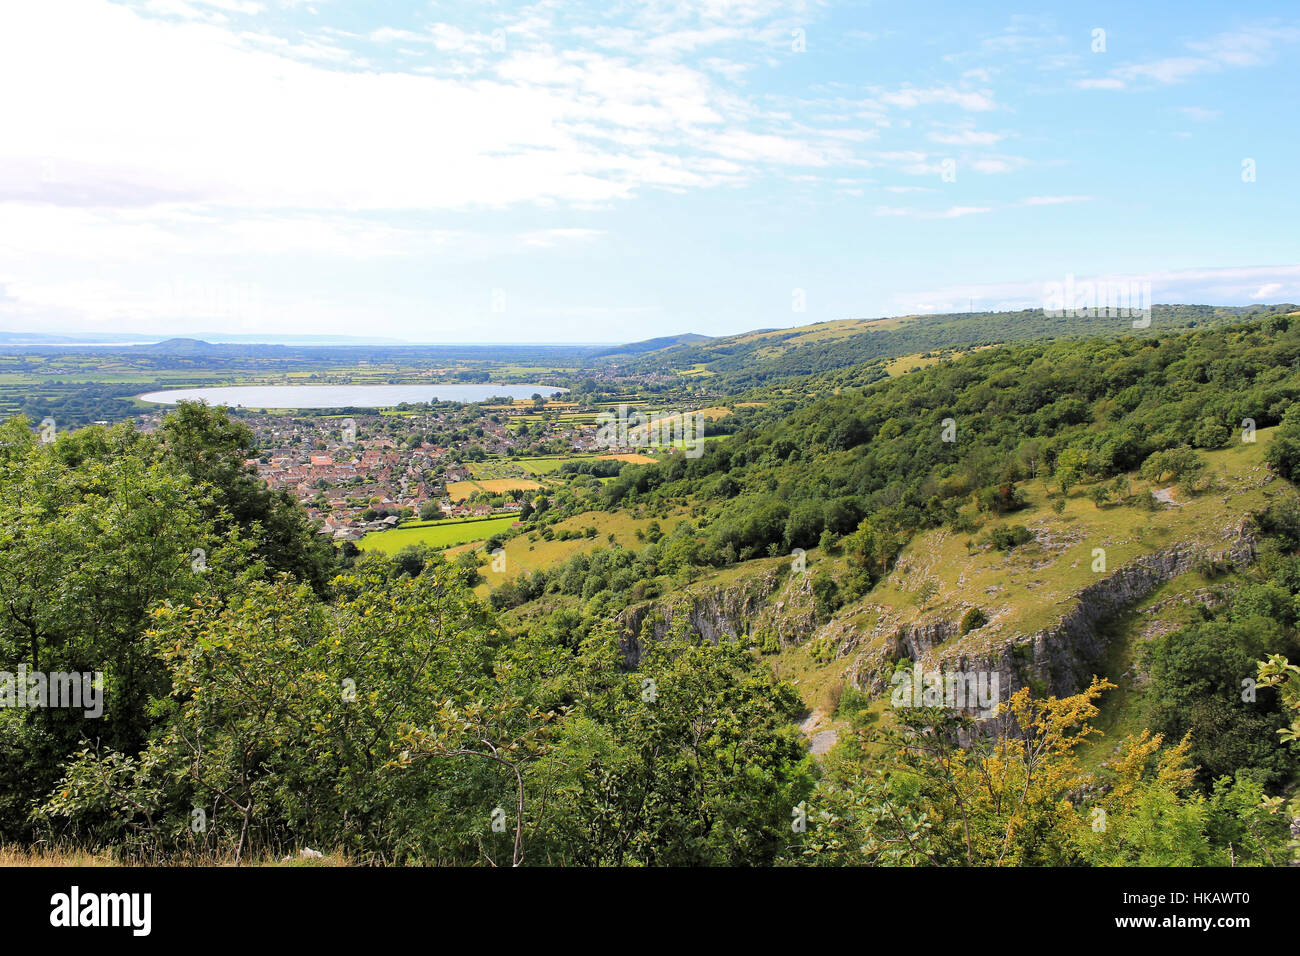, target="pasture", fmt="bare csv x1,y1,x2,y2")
358,515,518,554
